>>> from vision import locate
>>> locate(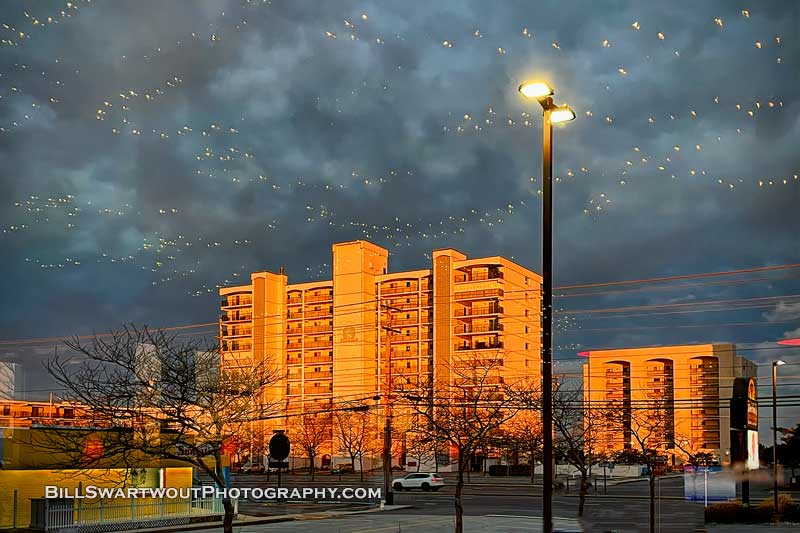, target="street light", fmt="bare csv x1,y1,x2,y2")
773,359,786,513
519,80,575,533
